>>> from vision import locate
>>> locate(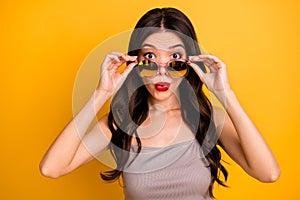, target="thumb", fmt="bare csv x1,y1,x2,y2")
120,61,137,77
114,61,137,91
